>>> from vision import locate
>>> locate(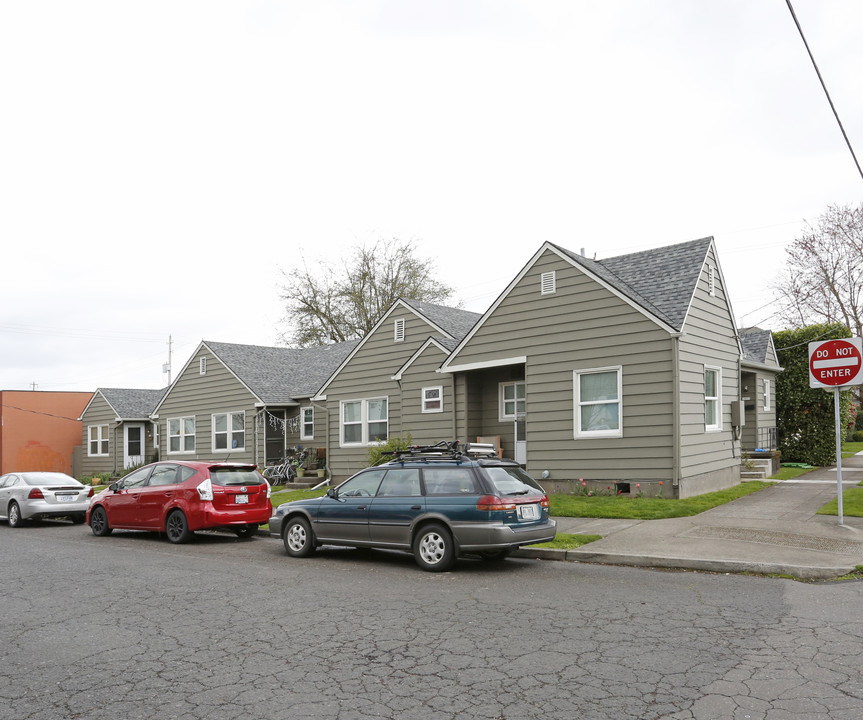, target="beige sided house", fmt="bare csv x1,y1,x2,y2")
312,299,482,481
79,388,167,477
435,237,755,499
150,340,358,470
